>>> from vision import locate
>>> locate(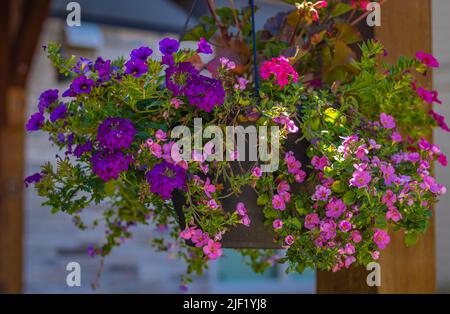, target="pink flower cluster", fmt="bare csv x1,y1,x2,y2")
180,226,223,260
260,56,299,89
236,202,251,227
